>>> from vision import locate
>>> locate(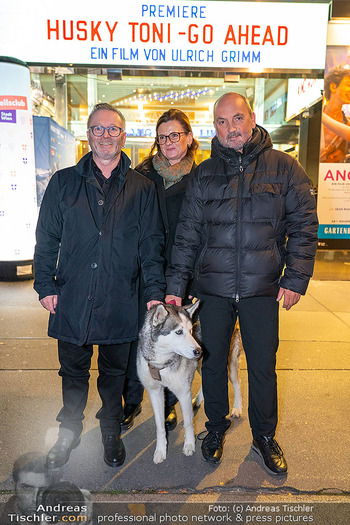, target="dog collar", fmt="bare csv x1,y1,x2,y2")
147,355,179,381
148,363,165,381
